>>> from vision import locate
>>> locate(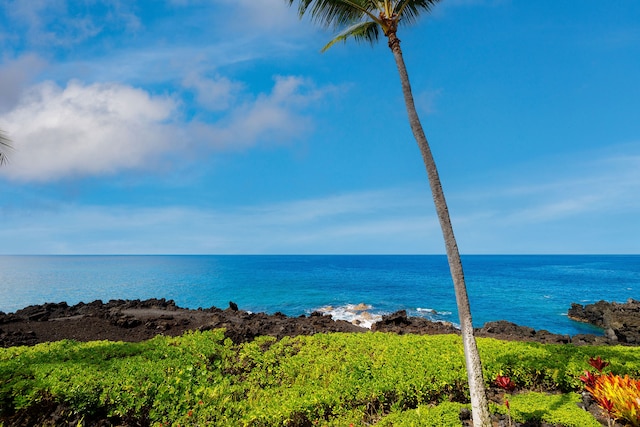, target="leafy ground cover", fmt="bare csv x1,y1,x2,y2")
2,330,640,426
